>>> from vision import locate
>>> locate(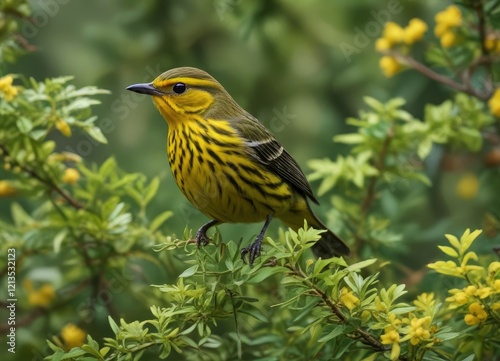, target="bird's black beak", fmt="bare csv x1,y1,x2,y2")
126,83,163,96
